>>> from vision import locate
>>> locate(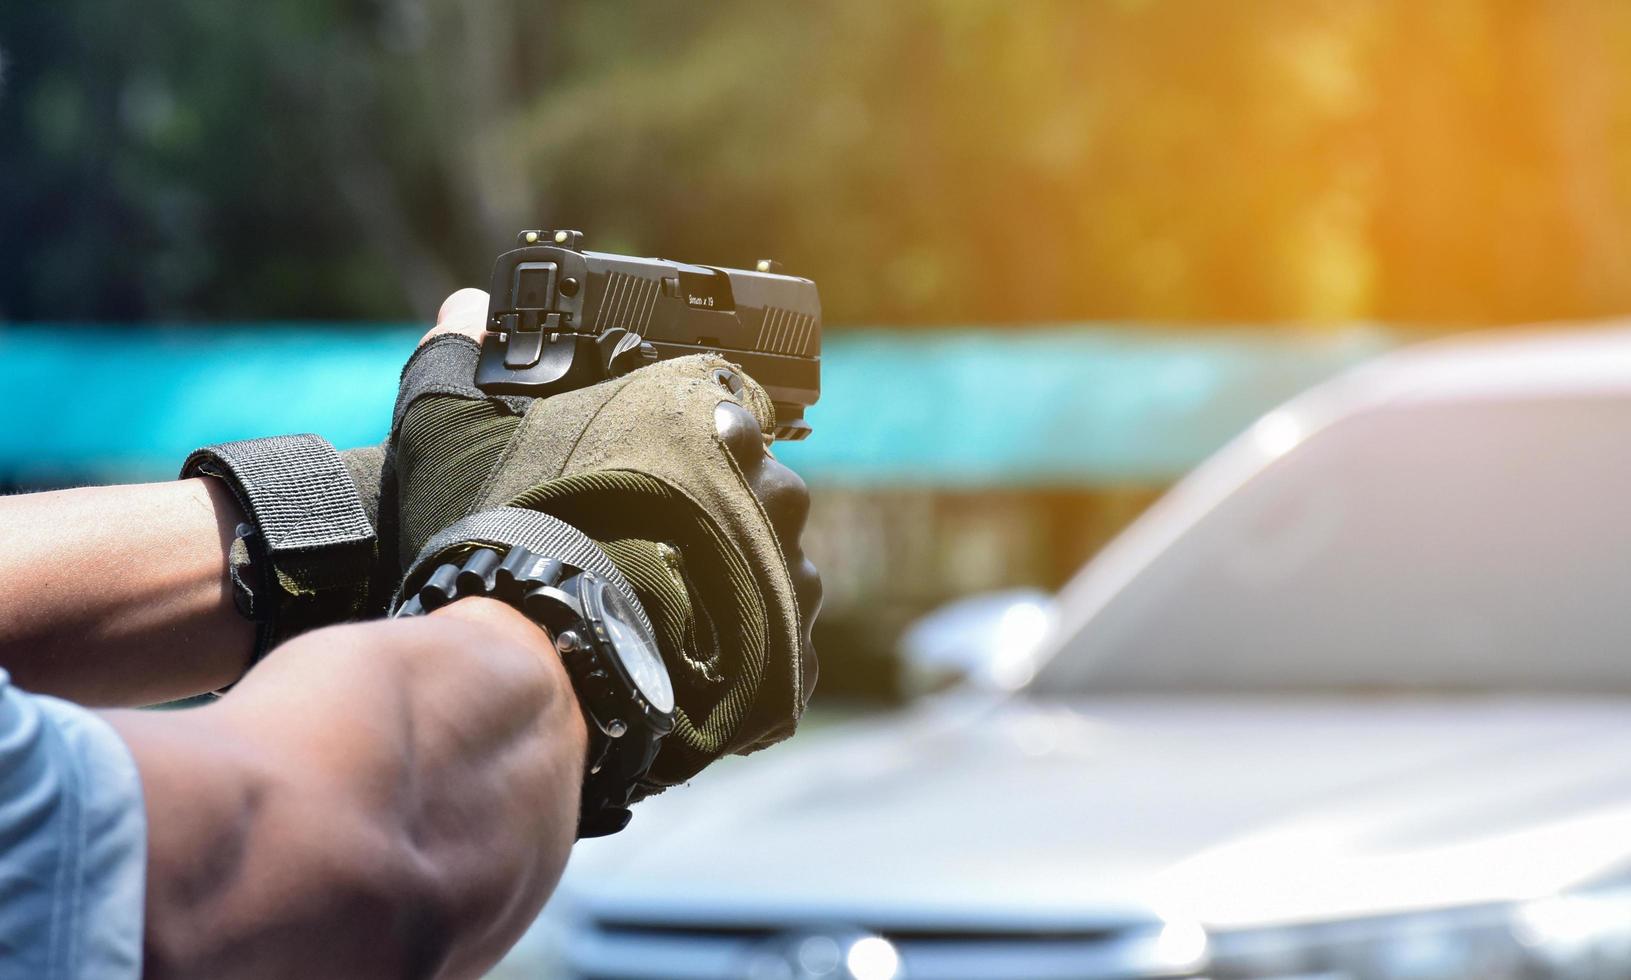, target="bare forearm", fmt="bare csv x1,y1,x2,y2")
0,479,252,704
108,598,587,980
